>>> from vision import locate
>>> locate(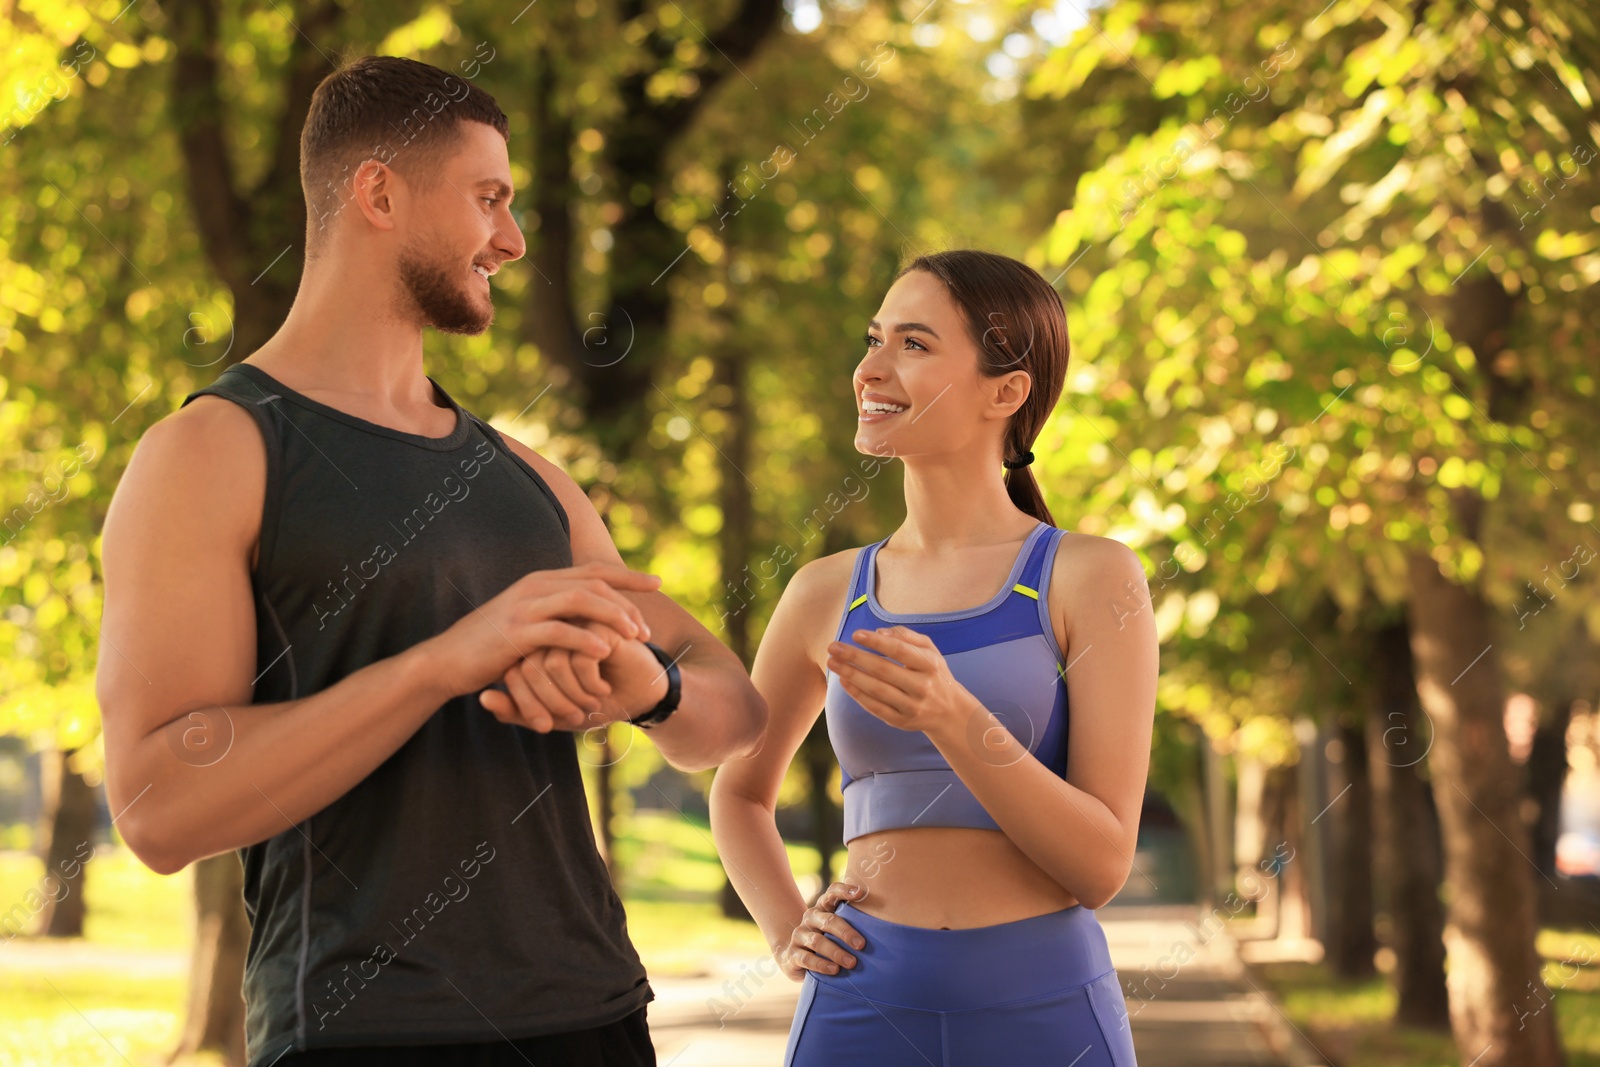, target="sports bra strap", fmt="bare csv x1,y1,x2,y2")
1013,524,1062,600
845,537,885,608
834,543,871,644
